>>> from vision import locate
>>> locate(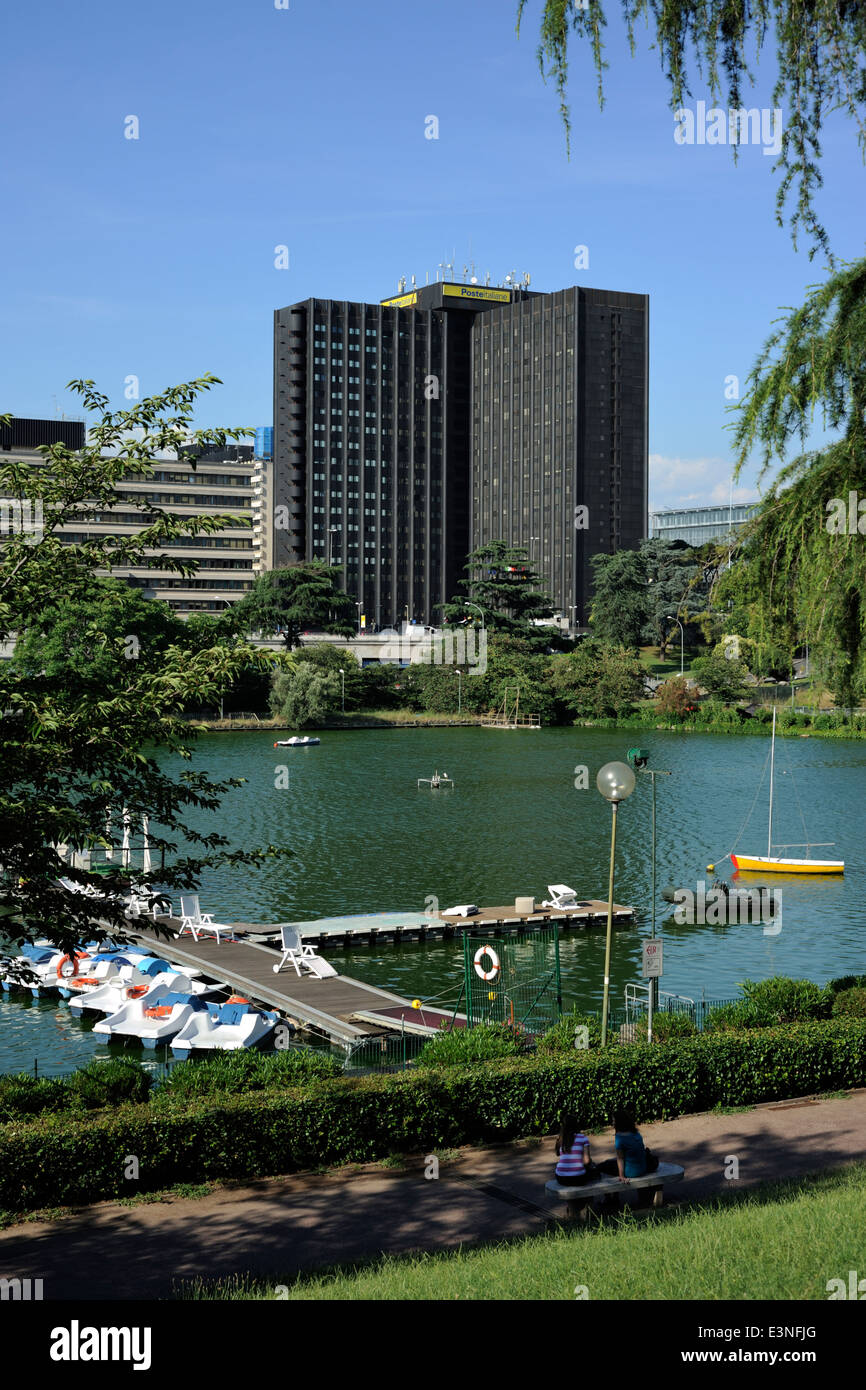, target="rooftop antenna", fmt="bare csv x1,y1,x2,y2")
484,270,491,286
411,274,416,287
462,264,469,283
